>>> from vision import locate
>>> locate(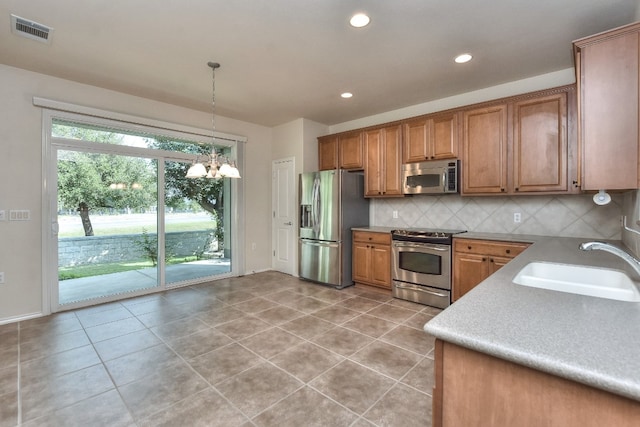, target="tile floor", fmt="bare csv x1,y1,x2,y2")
0,271,441,427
